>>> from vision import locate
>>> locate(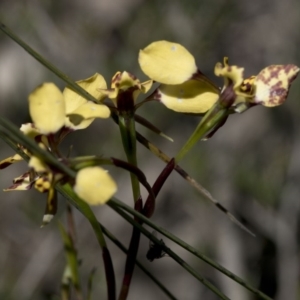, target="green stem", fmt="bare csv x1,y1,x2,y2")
109,202,231,300
0,121,116,300
59,185,116,300
58,223,83,300
0,121,270,299
100,224,177,300
118,113,142,300
118,115,141,201
175,103,228,163
136,131,254,236
109,198,272,300
0,118,75,178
